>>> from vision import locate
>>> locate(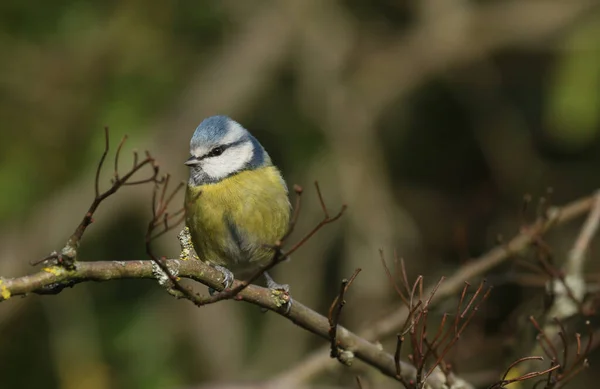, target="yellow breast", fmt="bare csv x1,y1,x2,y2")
185,166,290,276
